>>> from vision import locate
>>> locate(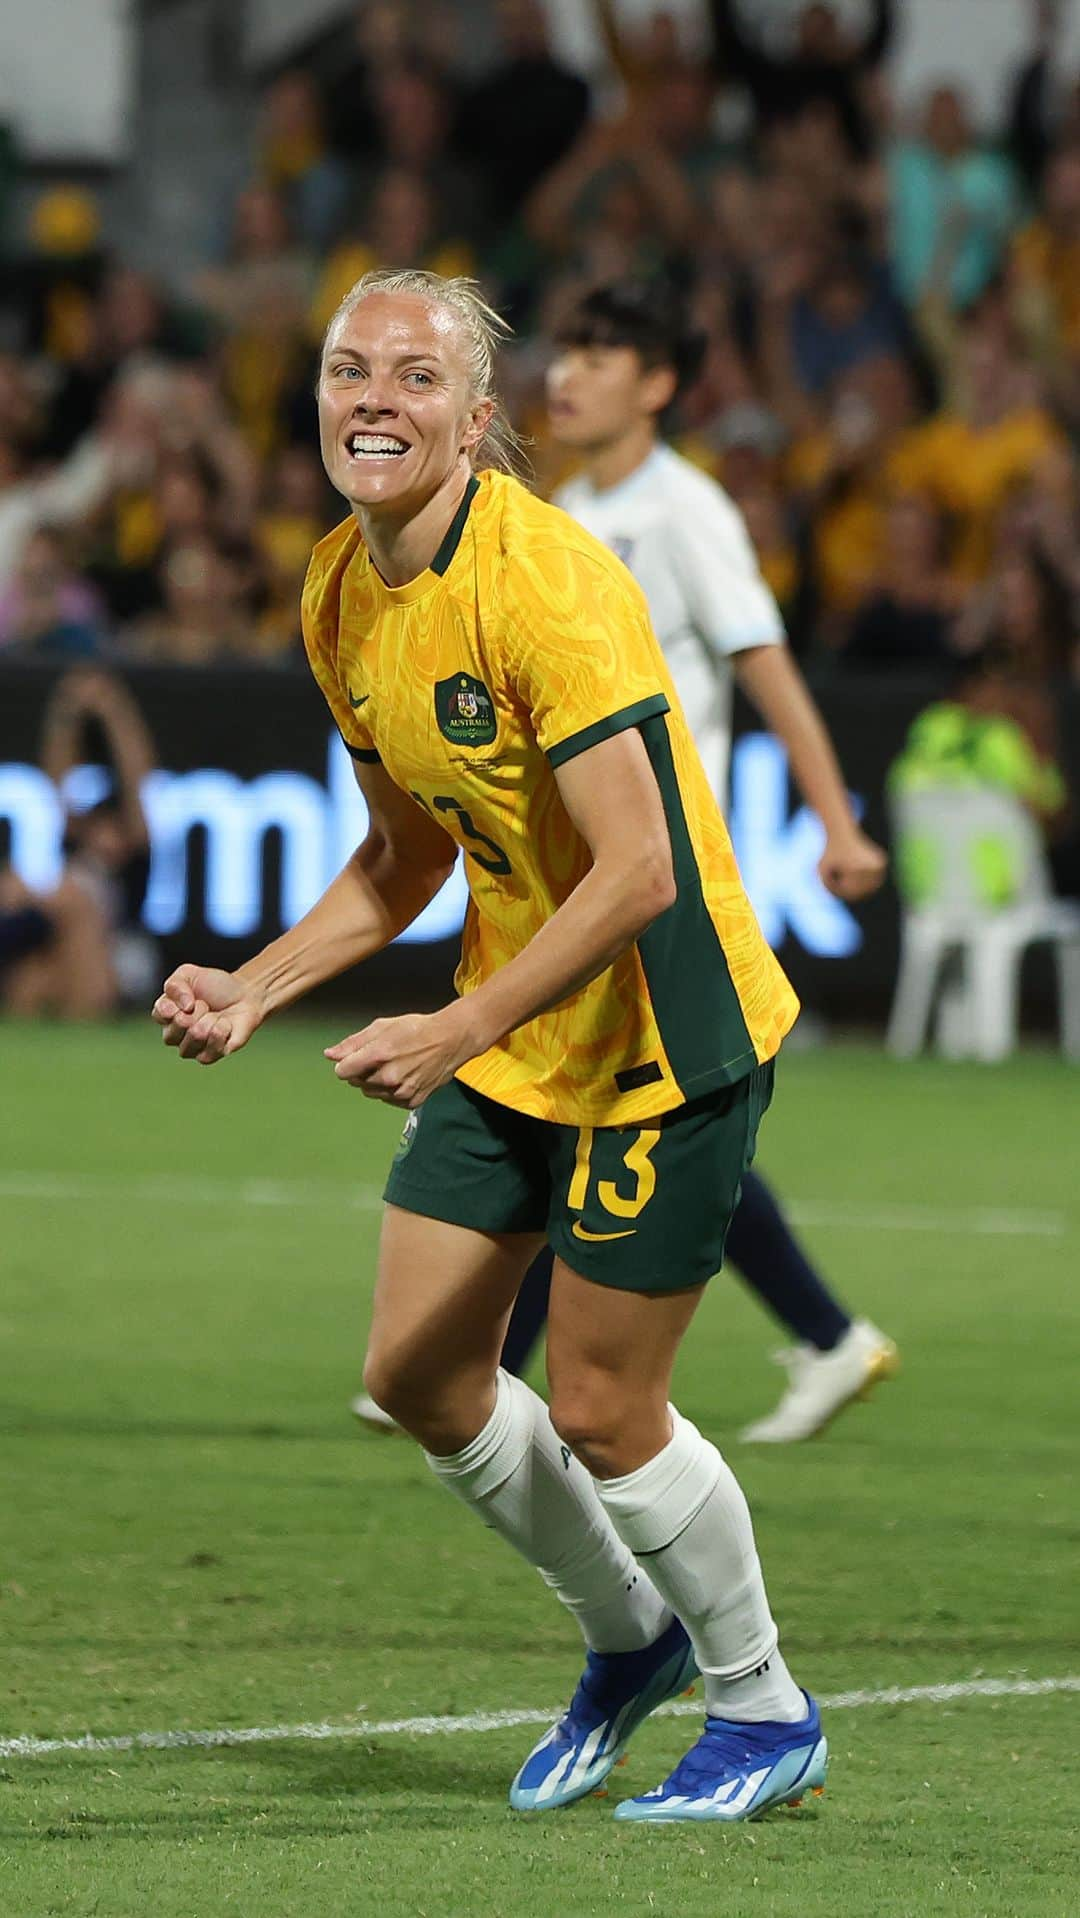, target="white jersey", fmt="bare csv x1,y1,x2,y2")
555,444,784,802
